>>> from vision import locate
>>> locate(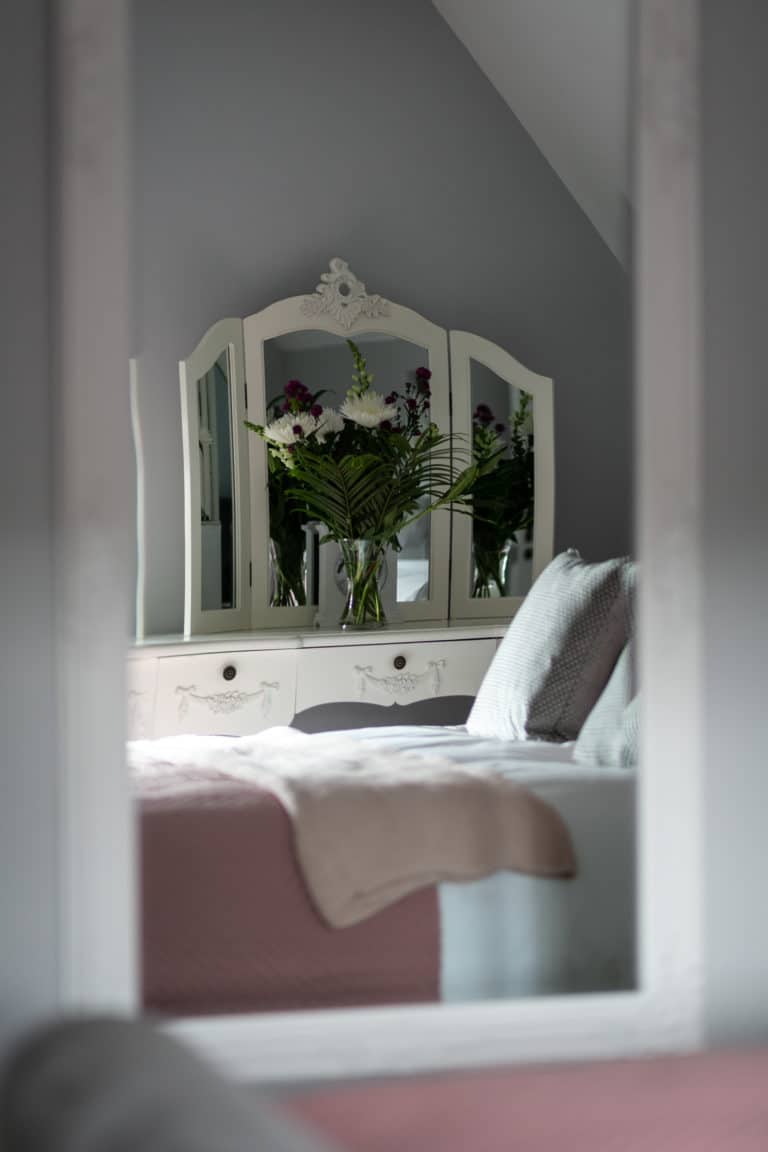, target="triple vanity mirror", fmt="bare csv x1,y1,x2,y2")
178,258,555,635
